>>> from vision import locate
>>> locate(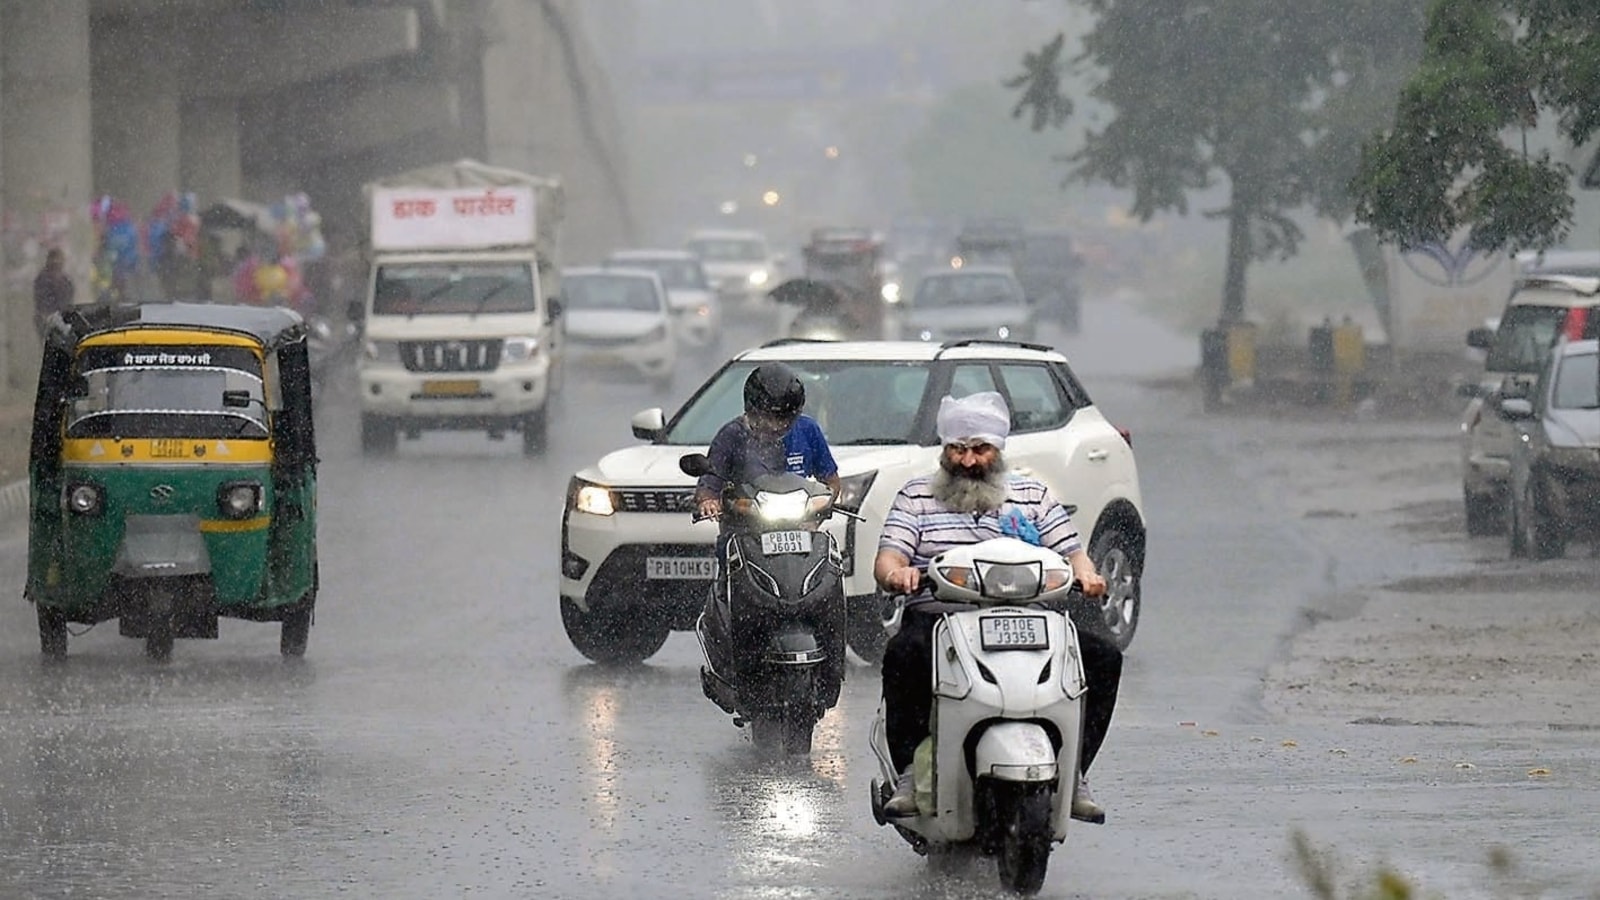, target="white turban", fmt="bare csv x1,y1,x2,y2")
936,391,1010,450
